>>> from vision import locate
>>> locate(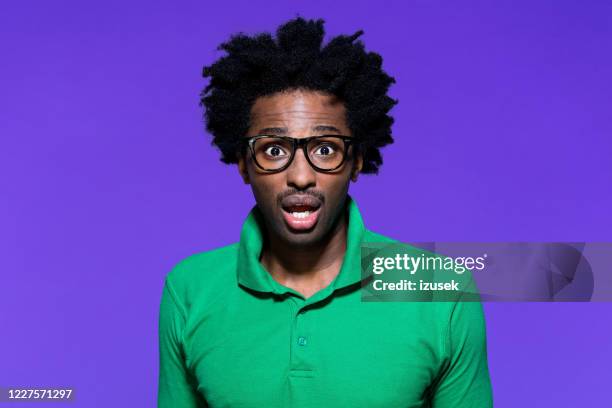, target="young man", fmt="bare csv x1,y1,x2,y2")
158,17,493,407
